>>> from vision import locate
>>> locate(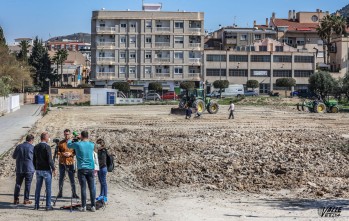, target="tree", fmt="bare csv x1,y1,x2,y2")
112,81,130,94
29,37,52,87
343,72,349,100
308,71,336,100
317,15,347,64
54,49,68,86
17,40,29,63
275,78,296,97
213,80,229,98
180,81,195,90
246,80,259,90
0,76,12,96
0,26,6,48
148,82,162,92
